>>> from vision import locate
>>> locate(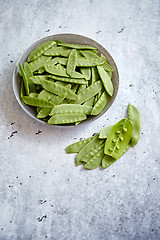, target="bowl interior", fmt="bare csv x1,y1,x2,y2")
12,33,119,126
